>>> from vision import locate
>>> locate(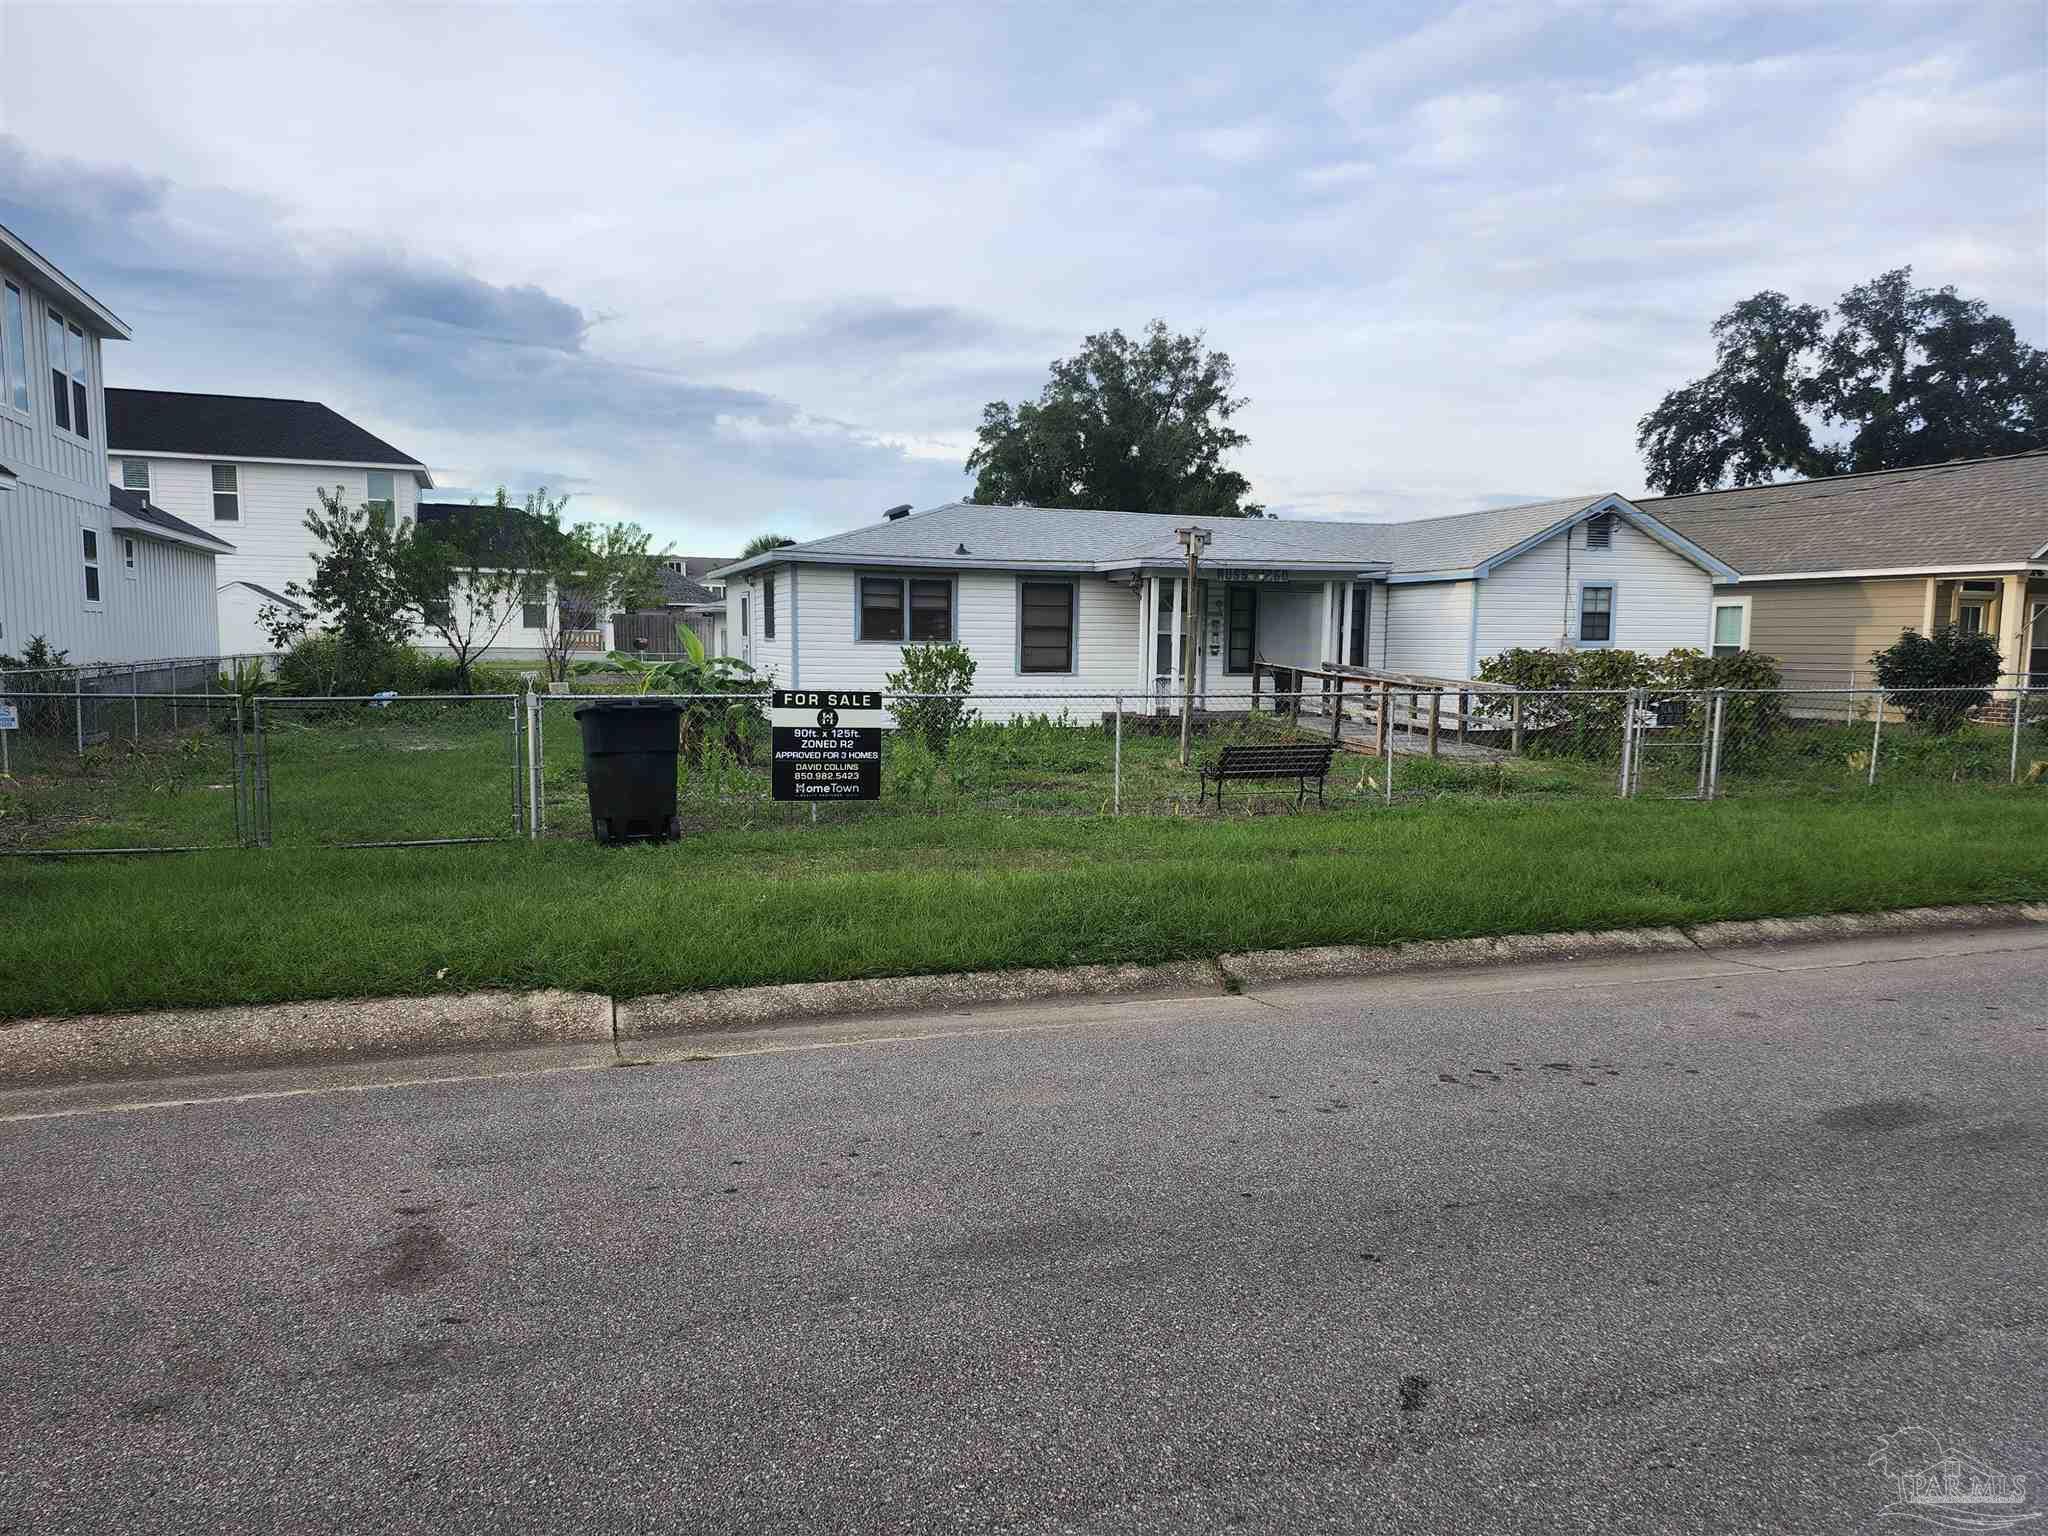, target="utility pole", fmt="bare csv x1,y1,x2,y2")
1175,525,1211,766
